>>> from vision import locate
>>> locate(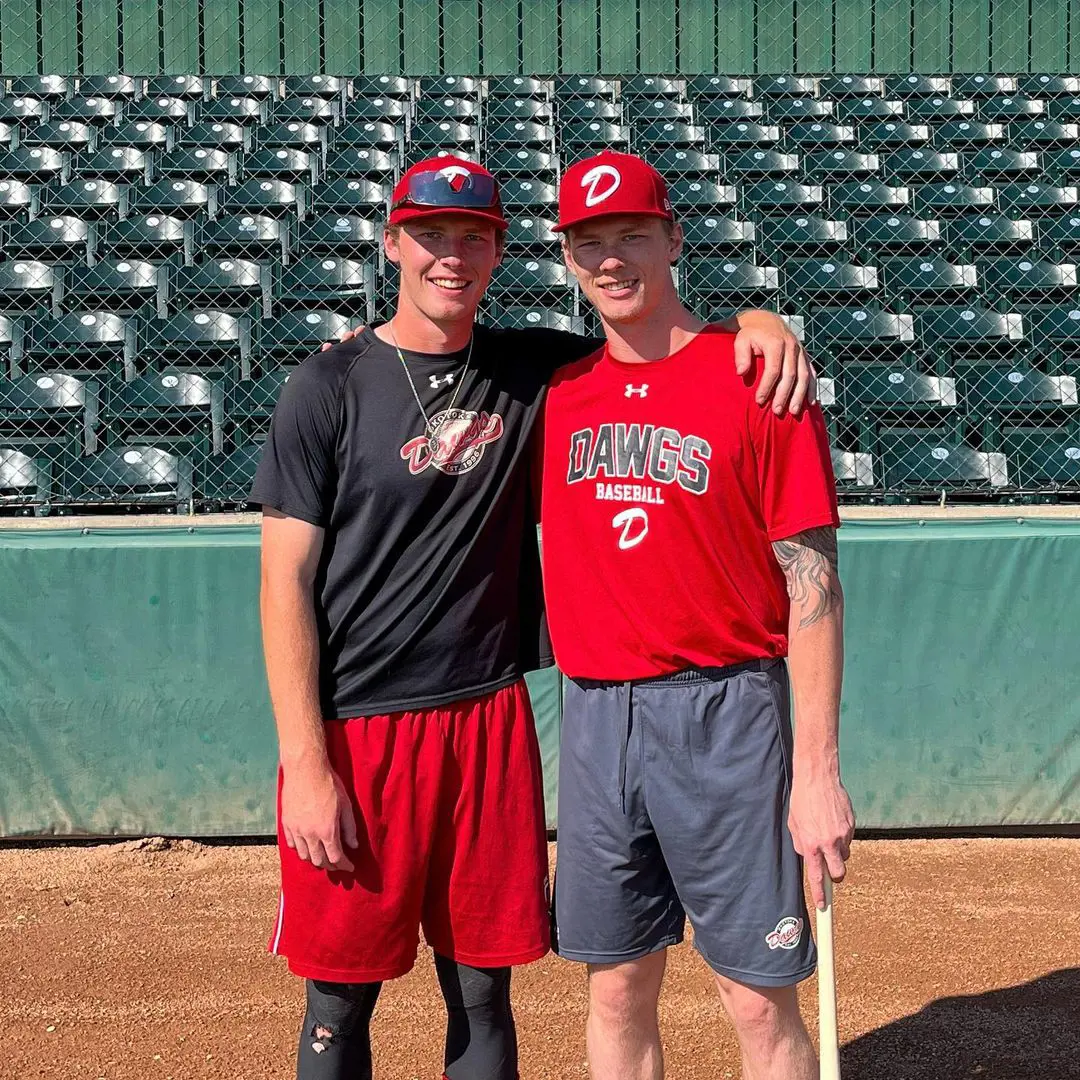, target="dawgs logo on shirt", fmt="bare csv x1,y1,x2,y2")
401,408,504,476
765,916,804,951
